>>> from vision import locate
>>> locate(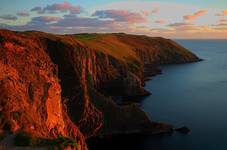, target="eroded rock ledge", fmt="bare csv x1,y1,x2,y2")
0,30,200,149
